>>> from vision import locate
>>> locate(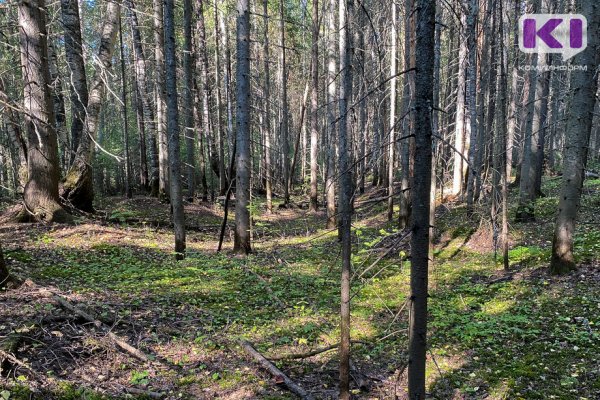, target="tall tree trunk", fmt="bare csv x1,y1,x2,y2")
214,0,227,196
126,0,159,196
47,39,69,170
309,0,319,212
155,0,169,202
280,0,291,204
398,0,414,229
60,0,88,164
20,0,71,223
337,0,353,396
387,1,397,221
133,82,148,189
325,0,337,229
233,0,252,255
118,14,132,199
183,0,196,201
164,0,186,259
452,13,467,195
550,0,599,274
464,0,478,214
506,0,521,180
262,0,273,213
408,0,435,396
195,0,213,201
62,1,120,212
533,56,552,197
516,48,539,222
